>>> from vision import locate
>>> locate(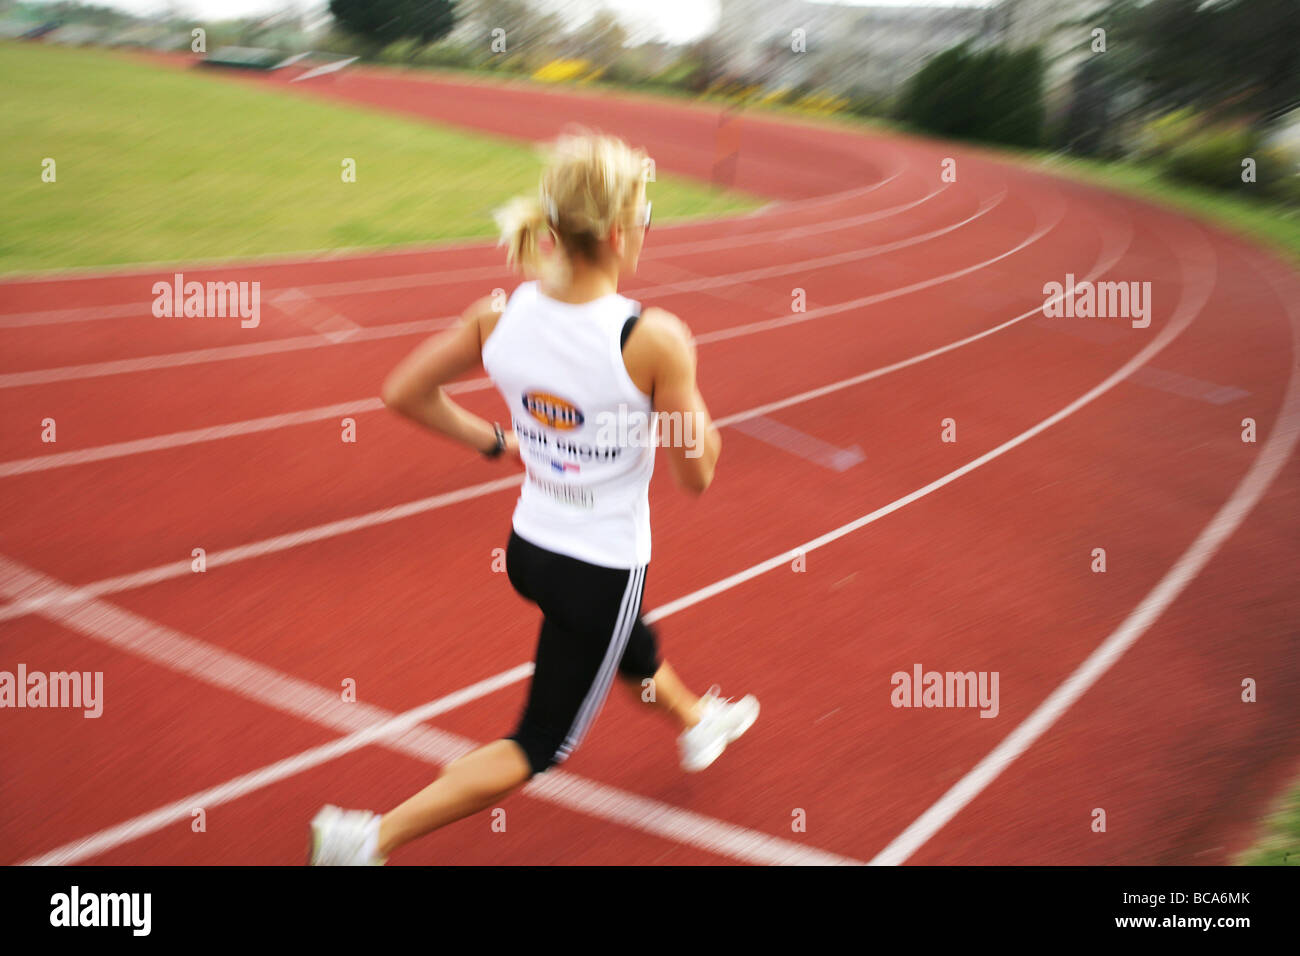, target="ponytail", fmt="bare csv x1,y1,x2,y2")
494,195,548,276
